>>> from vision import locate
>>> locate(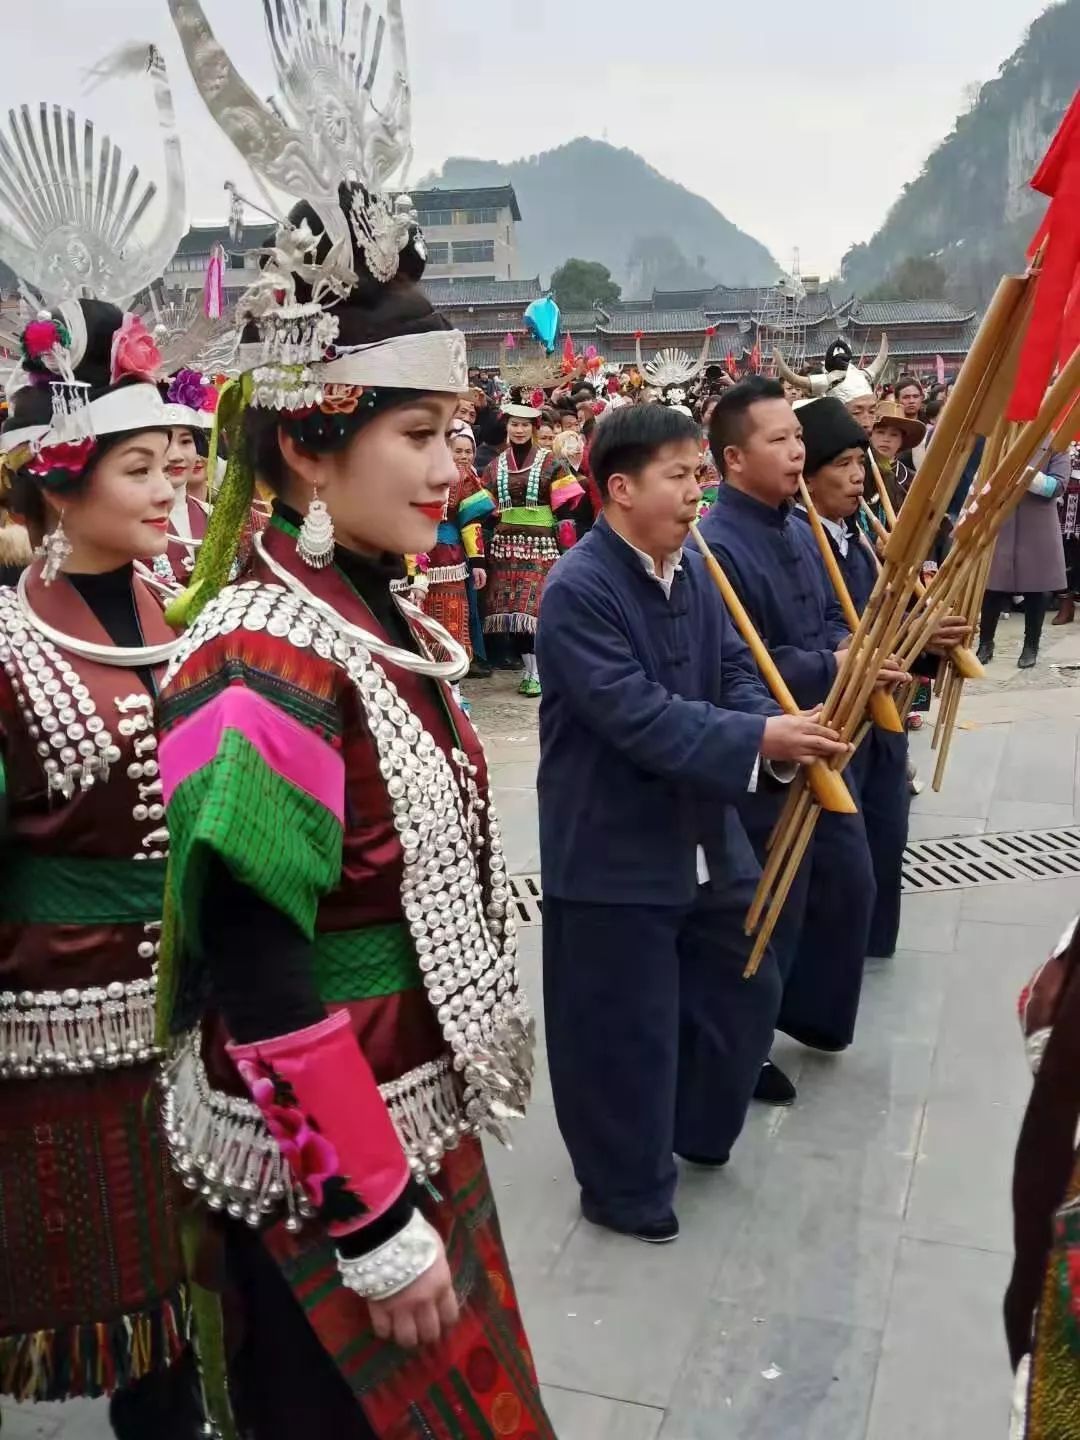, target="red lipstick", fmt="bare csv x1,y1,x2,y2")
413,502,446,520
